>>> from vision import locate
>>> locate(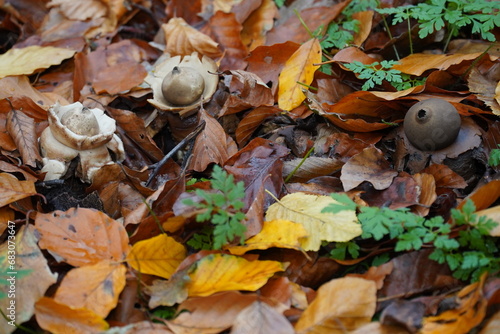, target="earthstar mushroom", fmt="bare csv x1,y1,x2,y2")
40,102,125,182
146,52,218,117
404,98,461,151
